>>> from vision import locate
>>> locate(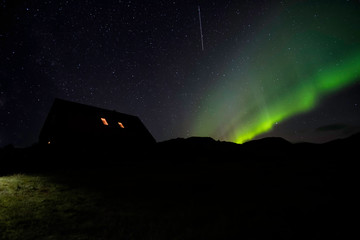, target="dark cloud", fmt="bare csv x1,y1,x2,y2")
315,124,348,132
316,124,360,138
